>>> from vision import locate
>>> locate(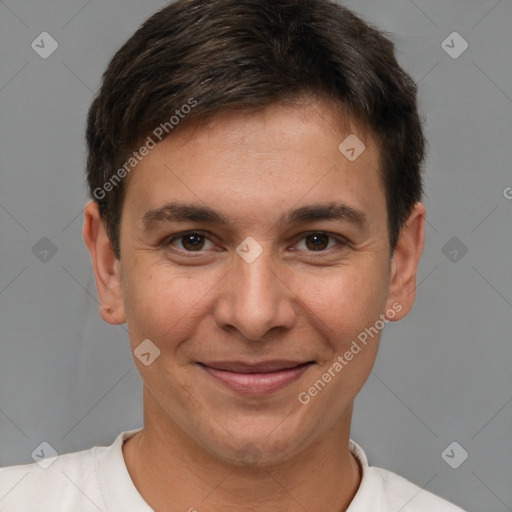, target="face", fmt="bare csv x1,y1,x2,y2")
84,99,425,466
